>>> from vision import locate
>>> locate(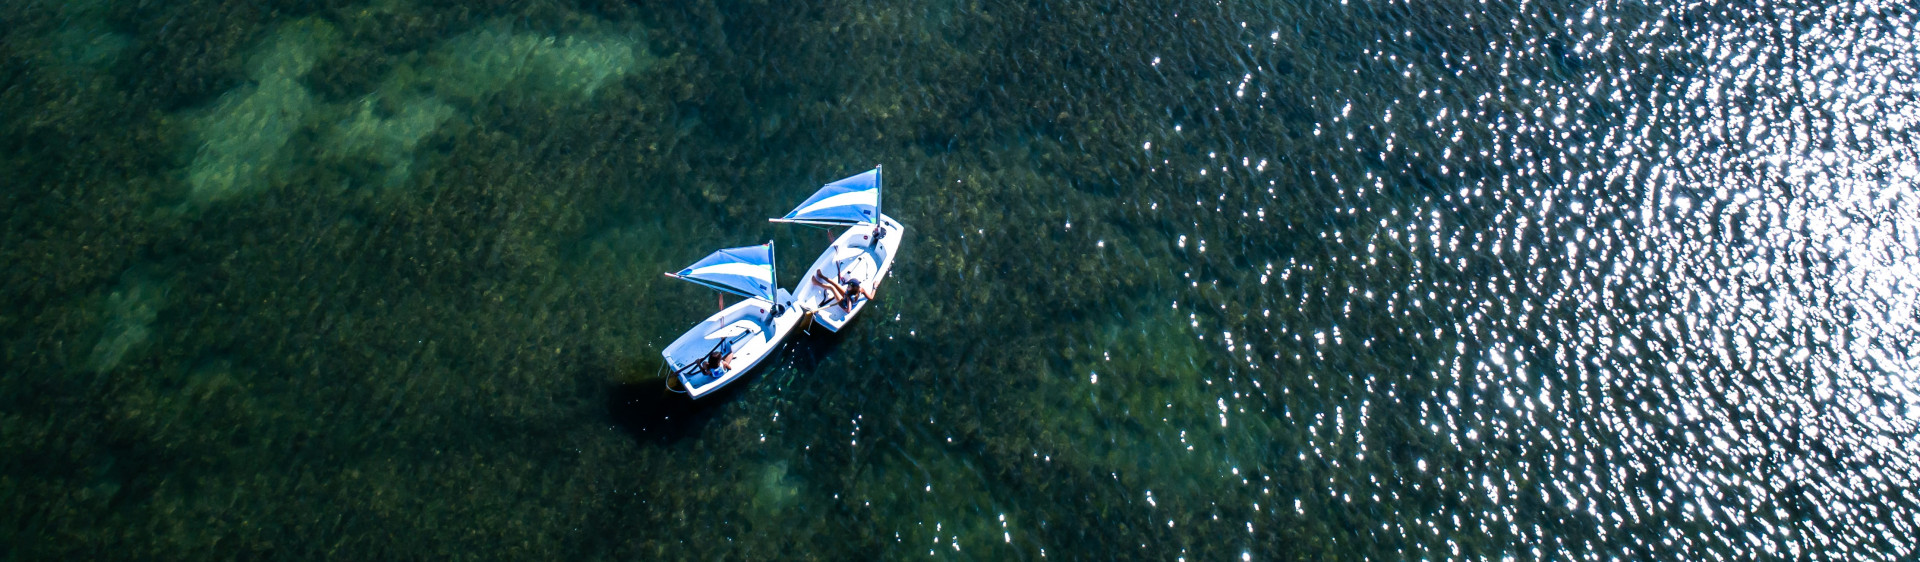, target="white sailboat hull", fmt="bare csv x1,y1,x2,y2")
662,289,801,399
794,215,904,332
